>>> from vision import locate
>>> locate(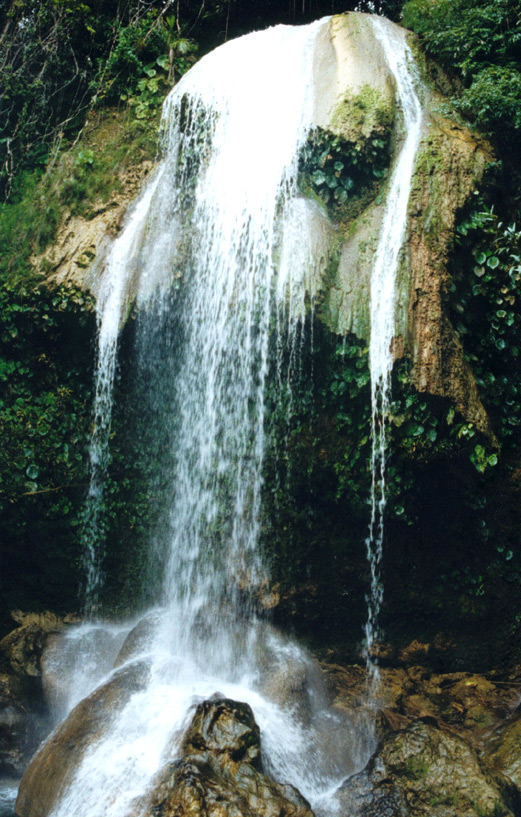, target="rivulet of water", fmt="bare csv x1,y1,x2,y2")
364,16,423,687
